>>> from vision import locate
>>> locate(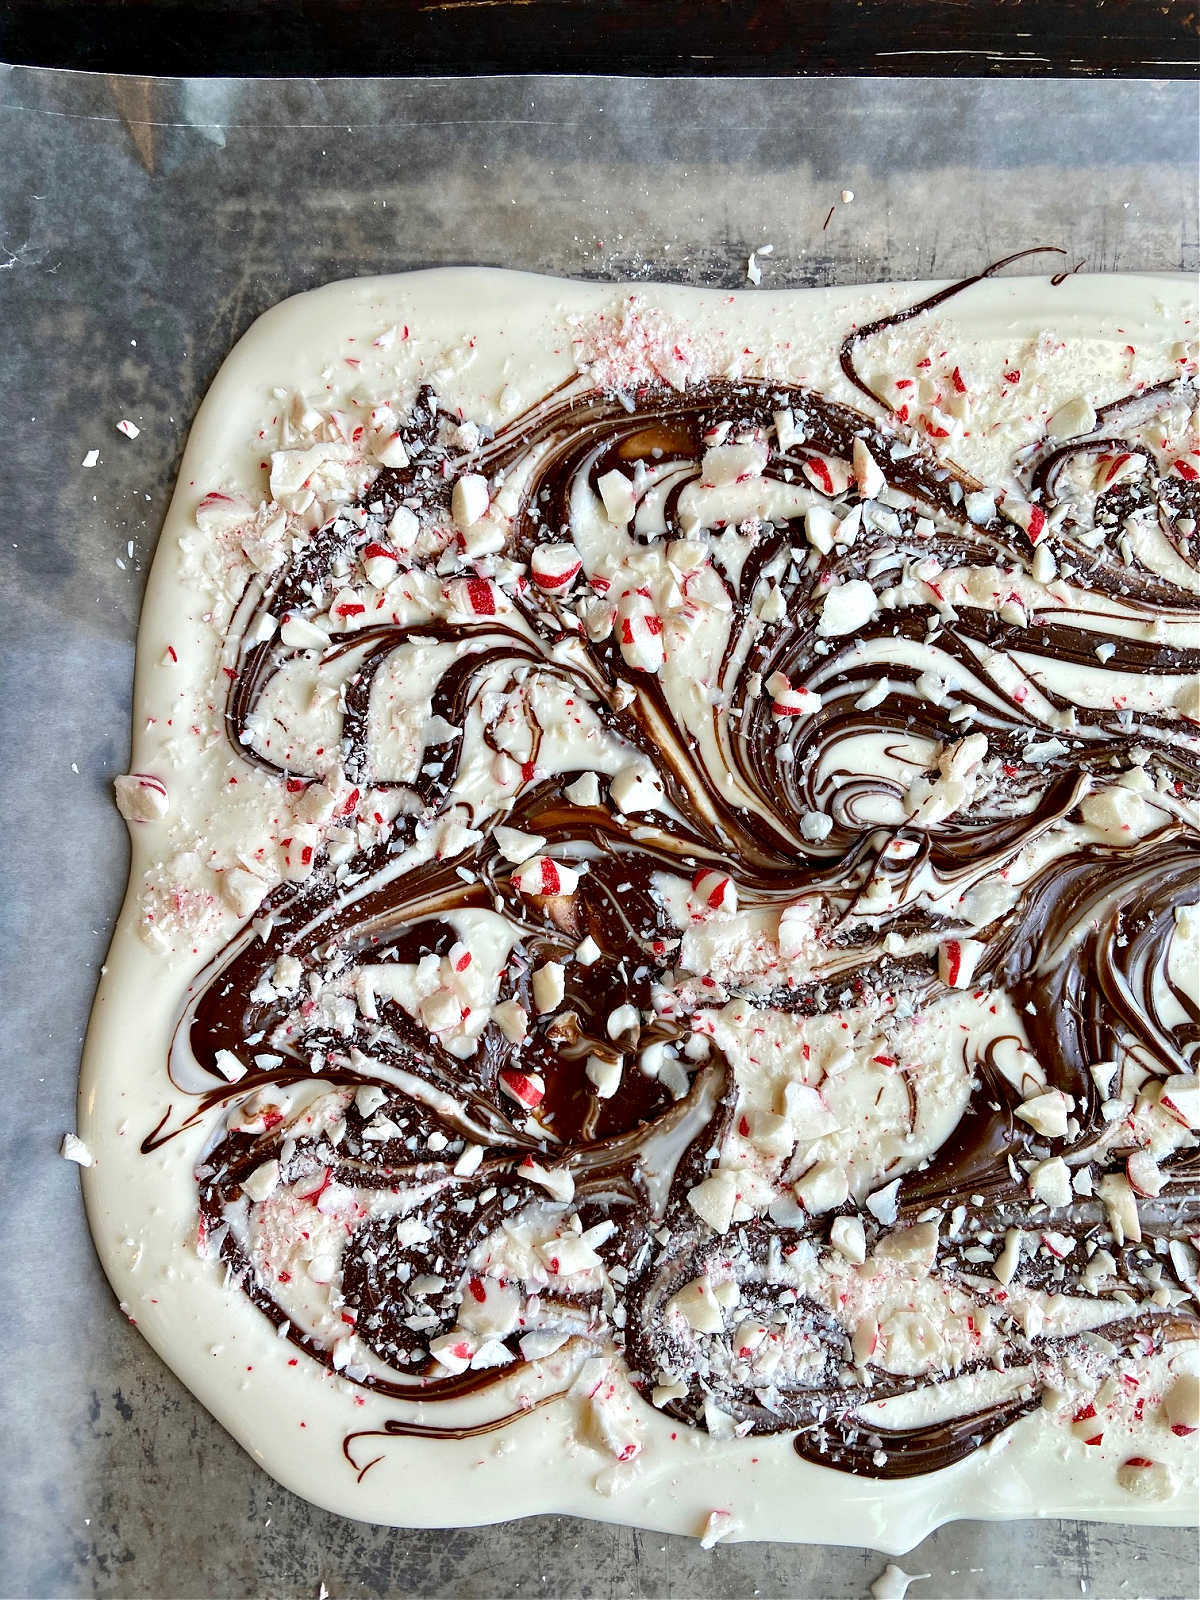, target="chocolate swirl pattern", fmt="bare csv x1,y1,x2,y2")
146,273,1200,1489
